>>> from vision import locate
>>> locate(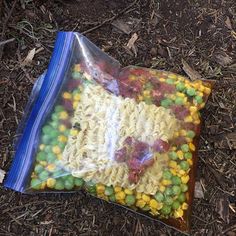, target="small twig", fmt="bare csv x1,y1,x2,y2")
82,0,139,34
0,38,15,47
0,0,18,60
